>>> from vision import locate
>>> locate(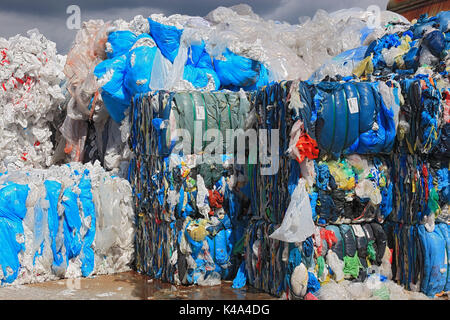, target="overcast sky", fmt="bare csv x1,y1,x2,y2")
0,0,389,53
